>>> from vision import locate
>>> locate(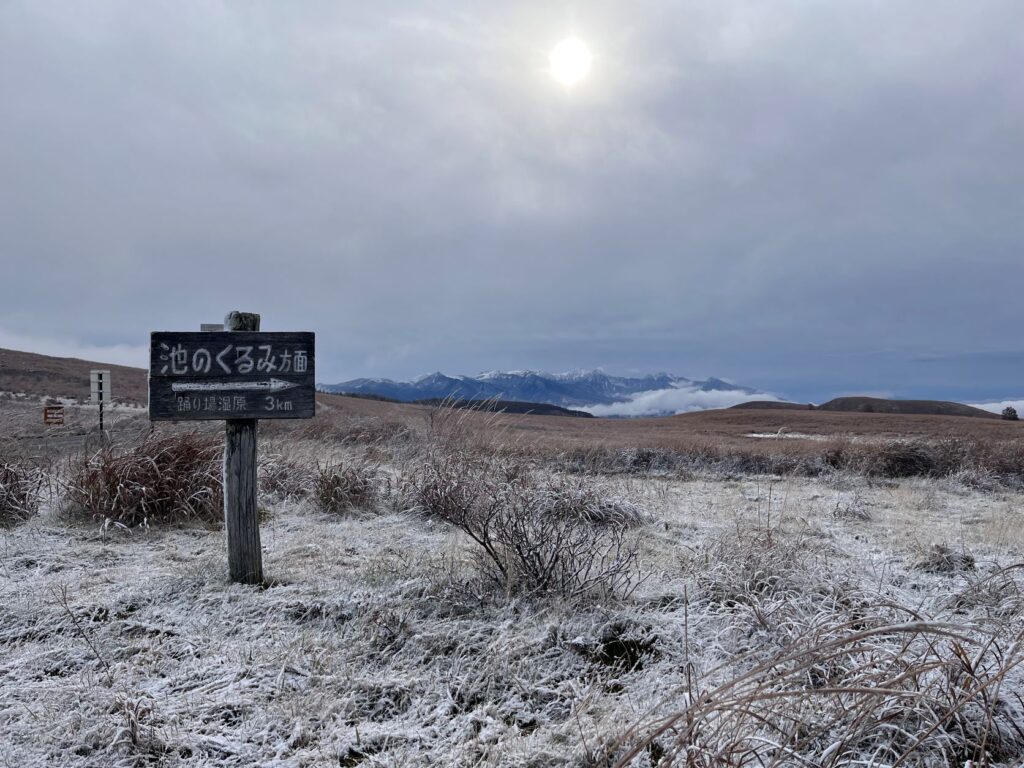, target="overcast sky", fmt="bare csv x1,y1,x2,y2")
2,1,1022,402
